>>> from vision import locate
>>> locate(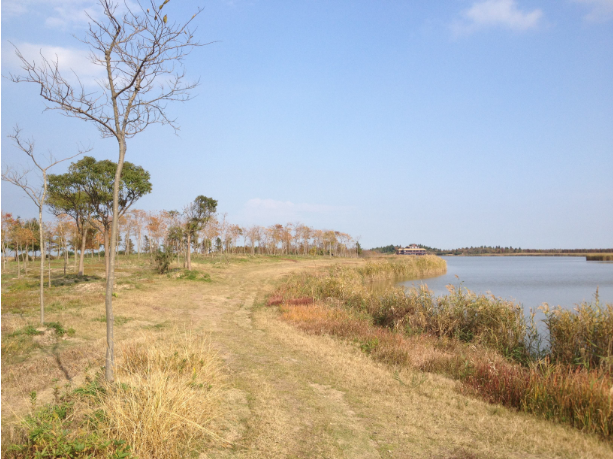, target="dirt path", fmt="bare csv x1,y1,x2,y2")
162,260,611,459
